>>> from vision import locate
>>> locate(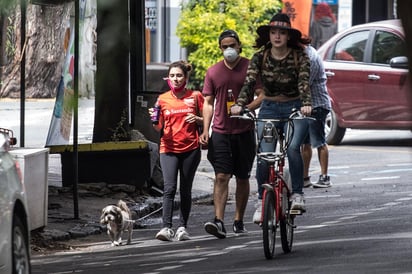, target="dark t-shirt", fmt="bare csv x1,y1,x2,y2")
203,57,254,134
